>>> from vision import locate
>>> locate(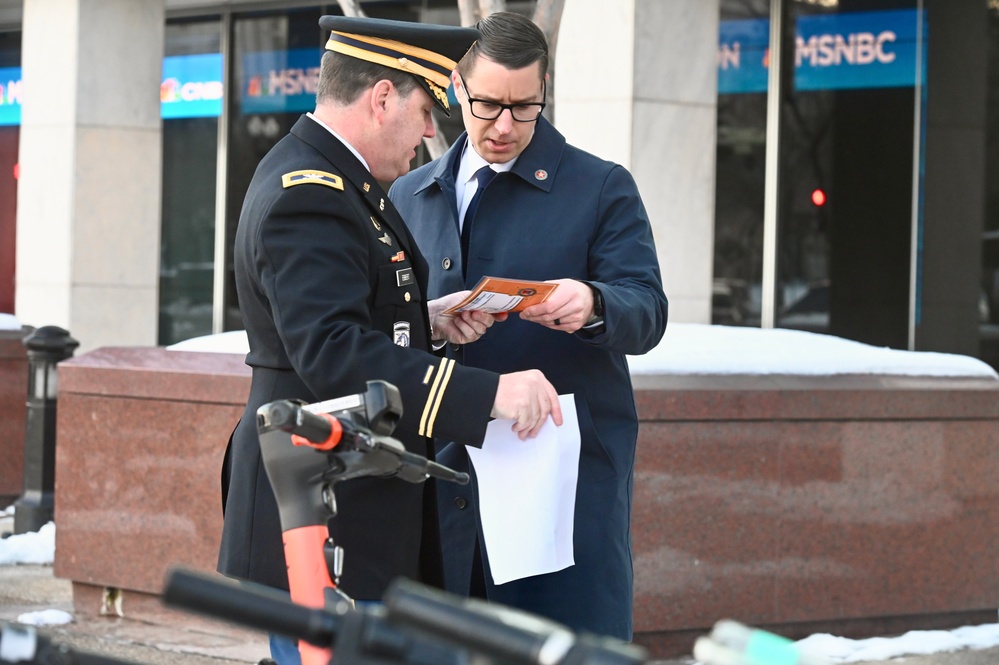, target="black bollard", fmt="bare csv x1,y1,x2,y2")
14,326,79,535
